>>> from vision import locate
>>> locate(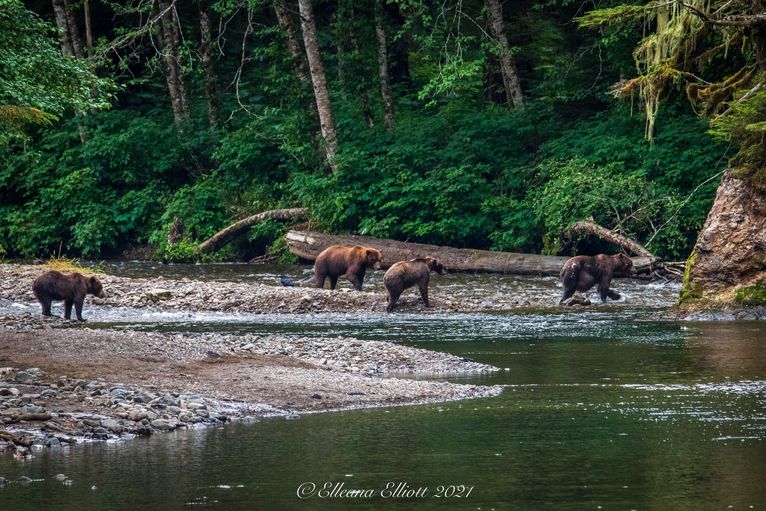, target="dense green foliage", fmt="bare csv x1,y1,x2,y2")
0,0,732,261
